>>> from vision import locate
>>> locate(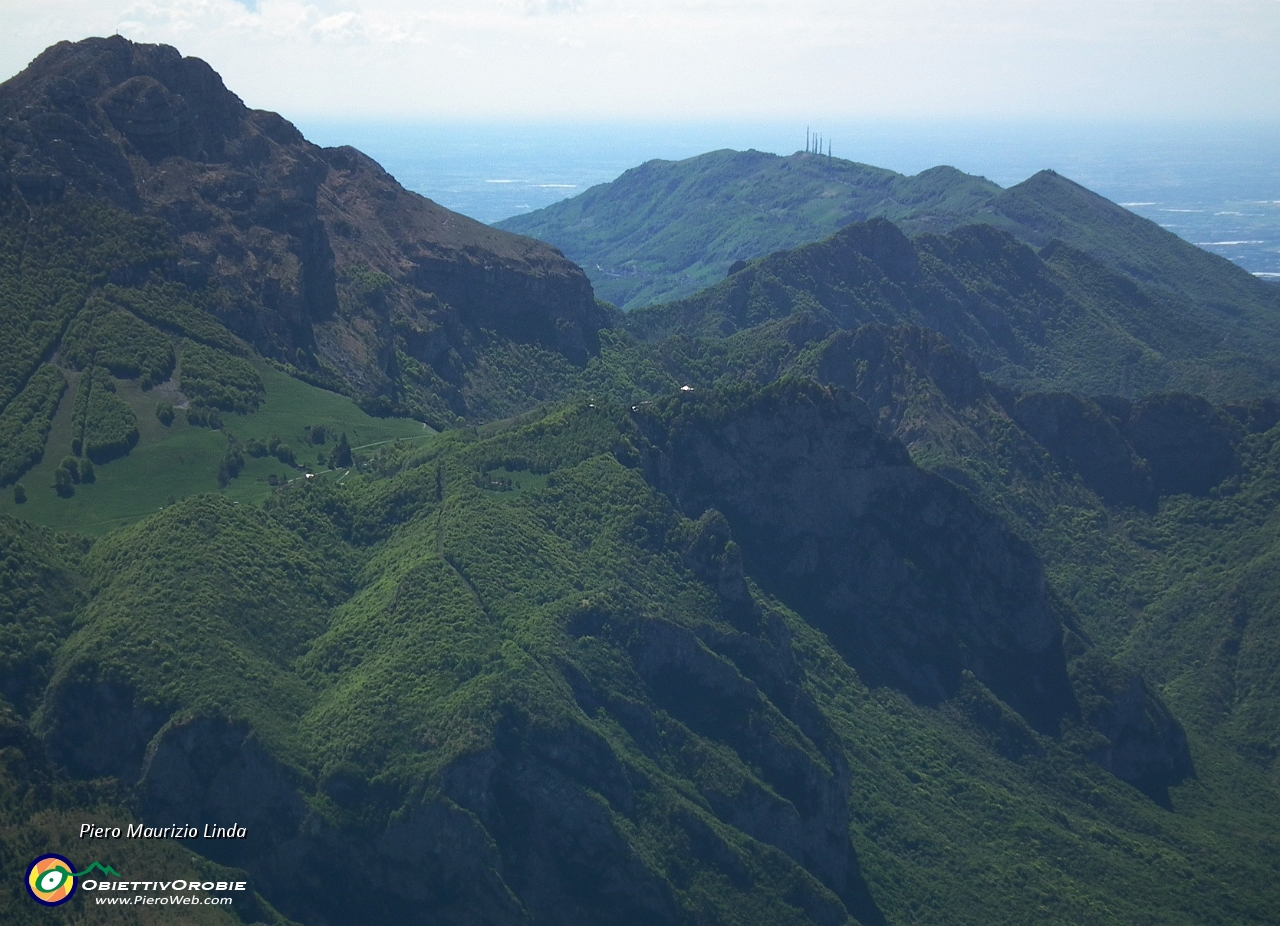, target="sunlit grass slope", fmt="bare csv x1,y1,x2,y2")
1,362,431,535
